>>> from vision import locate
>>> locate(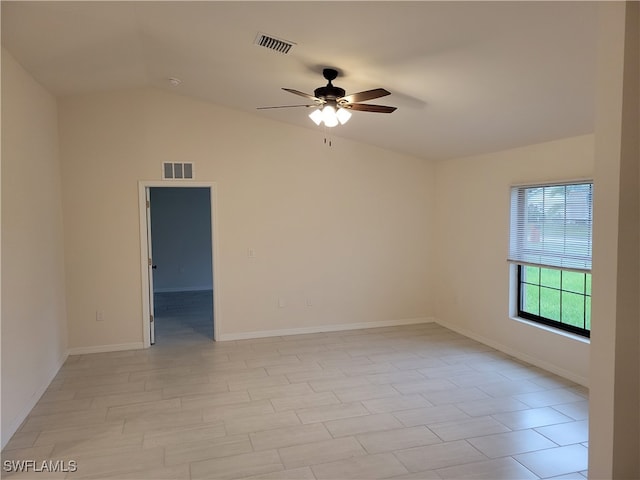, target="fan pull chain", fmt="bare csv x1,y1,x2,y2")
323,126,332,147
